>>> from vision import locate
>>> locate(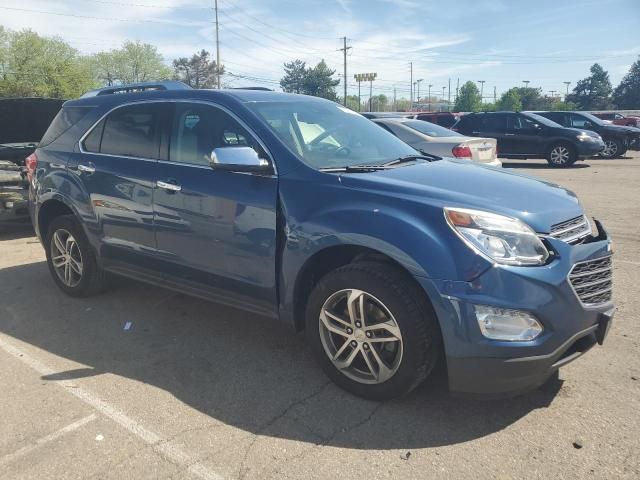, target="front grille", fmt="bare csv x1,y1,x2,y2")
550,215,591,244
569,256,613,305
